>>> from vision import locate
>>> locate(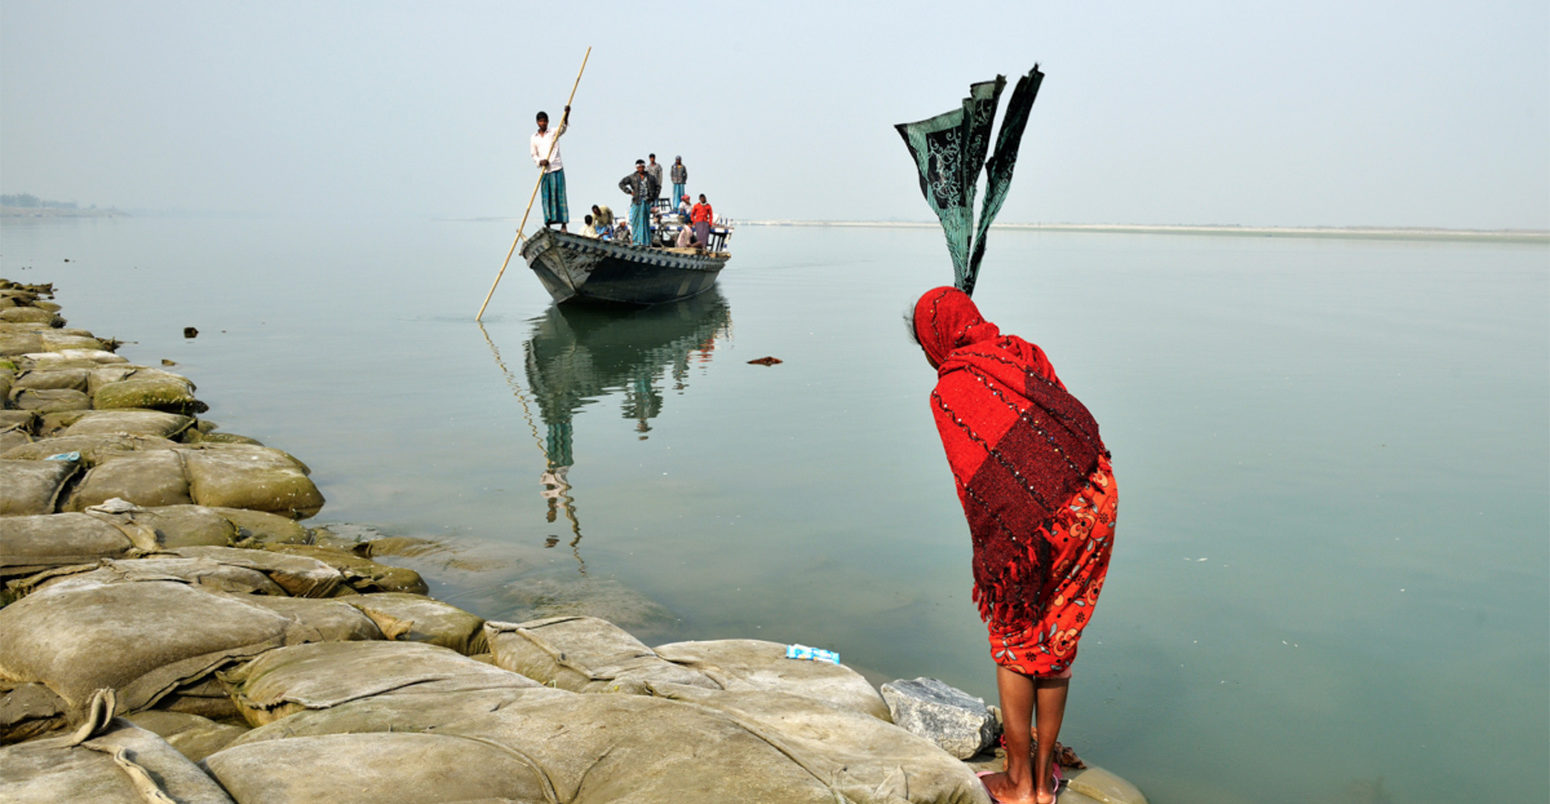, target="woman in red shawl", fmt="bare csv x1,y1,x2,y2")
912,286,1116,804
